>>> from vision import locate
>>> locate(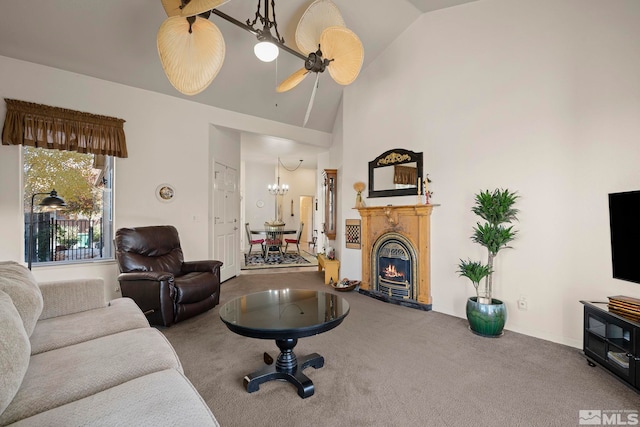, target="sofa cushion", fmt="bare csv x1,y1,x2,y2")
9,369,220,427
38,278,106,320
0,328,182,425
30,297,149,355
0,290,31,415
0,261,43,336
